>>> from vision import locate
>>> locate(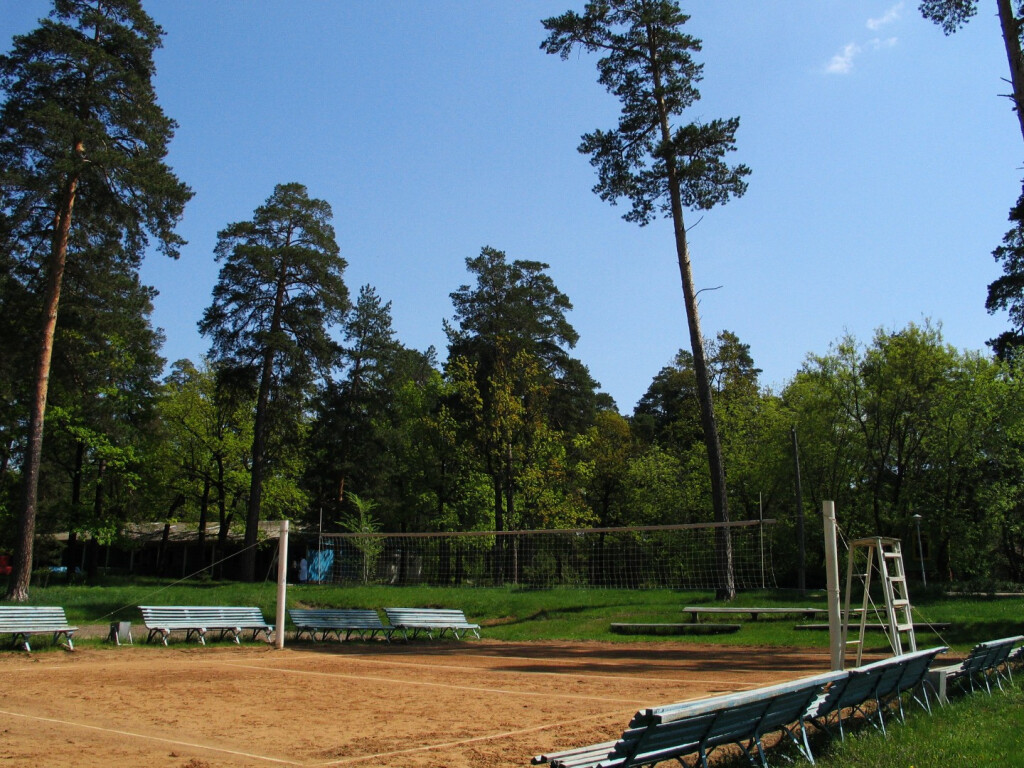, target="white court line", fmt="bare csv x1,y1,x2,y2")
0,708,304,766
222,662,649,705
314,711,619,766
